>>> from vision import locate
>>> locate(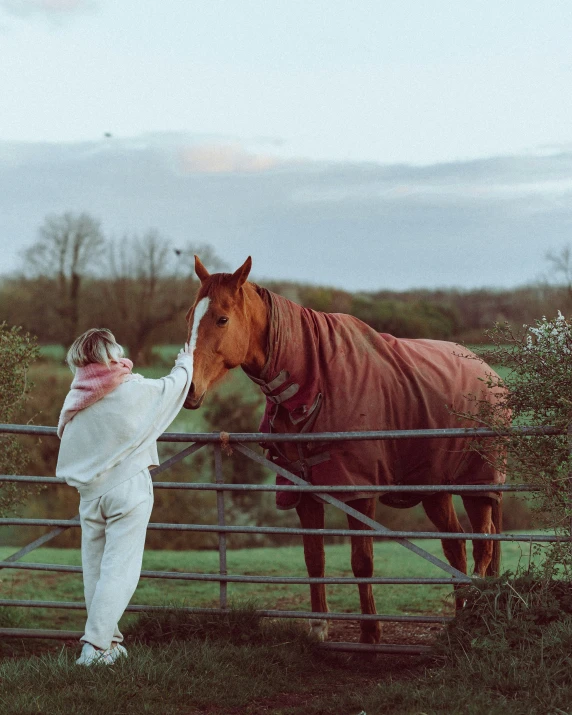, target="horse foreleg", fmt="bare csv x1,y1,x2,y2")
461,496,496,578
347,497,382,645
296,494,328,641
422,493,467,610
